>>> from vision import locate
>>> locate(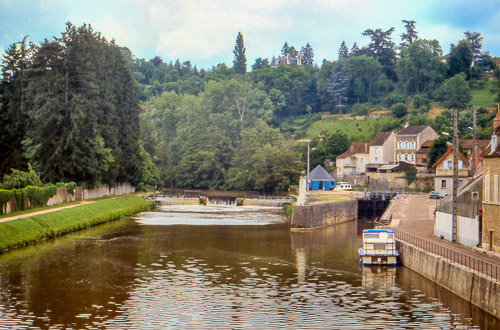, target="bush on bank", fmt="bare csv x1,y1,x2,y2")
0,195,155,252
